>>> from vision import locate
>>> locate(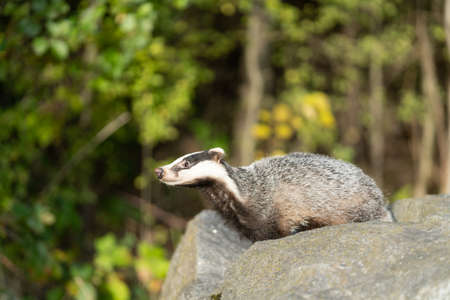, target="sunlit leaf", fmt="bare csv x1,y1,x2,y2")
50,39,69,59
32,37,49,55
135,242,169,280
74,278,96,300
105,273,130,300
